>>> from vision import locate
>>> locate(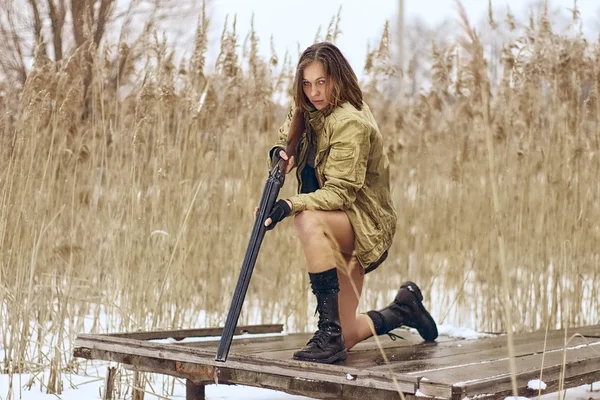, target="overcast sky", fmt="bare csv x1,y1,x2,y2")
198,0,600,76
